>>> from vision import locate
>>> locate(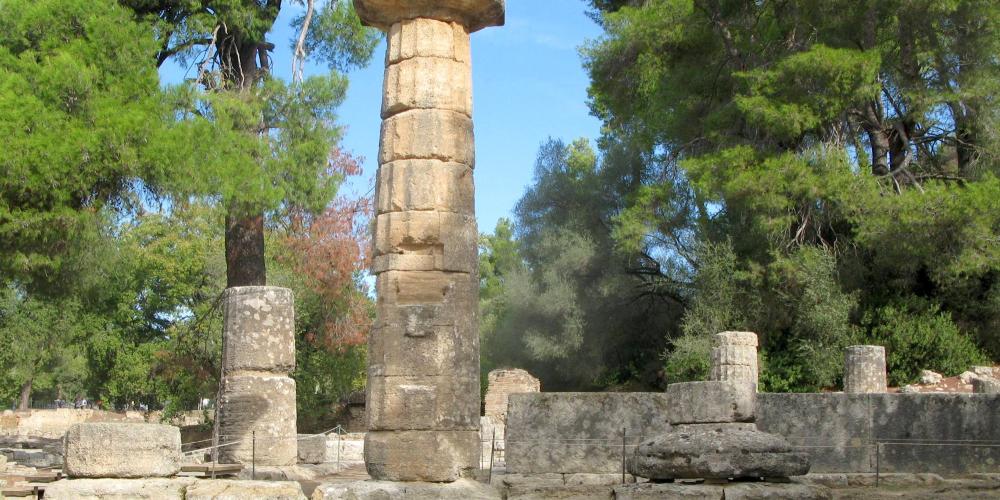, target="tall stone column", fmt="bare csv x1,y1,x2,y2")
354,0,504,482
843,345,887,394
214,286,297,465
